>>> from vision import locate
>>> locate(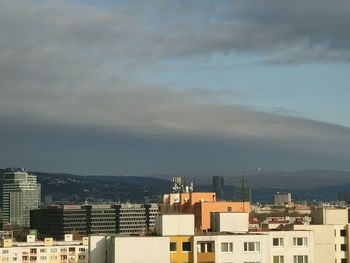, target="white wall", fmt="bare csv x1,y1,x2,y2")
269,230,314,263
193,231,314,263
156,214,194,236
294,224,346,263
89,235,109,263
211,212,249,233
114,236,169,263
193,233,268,263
